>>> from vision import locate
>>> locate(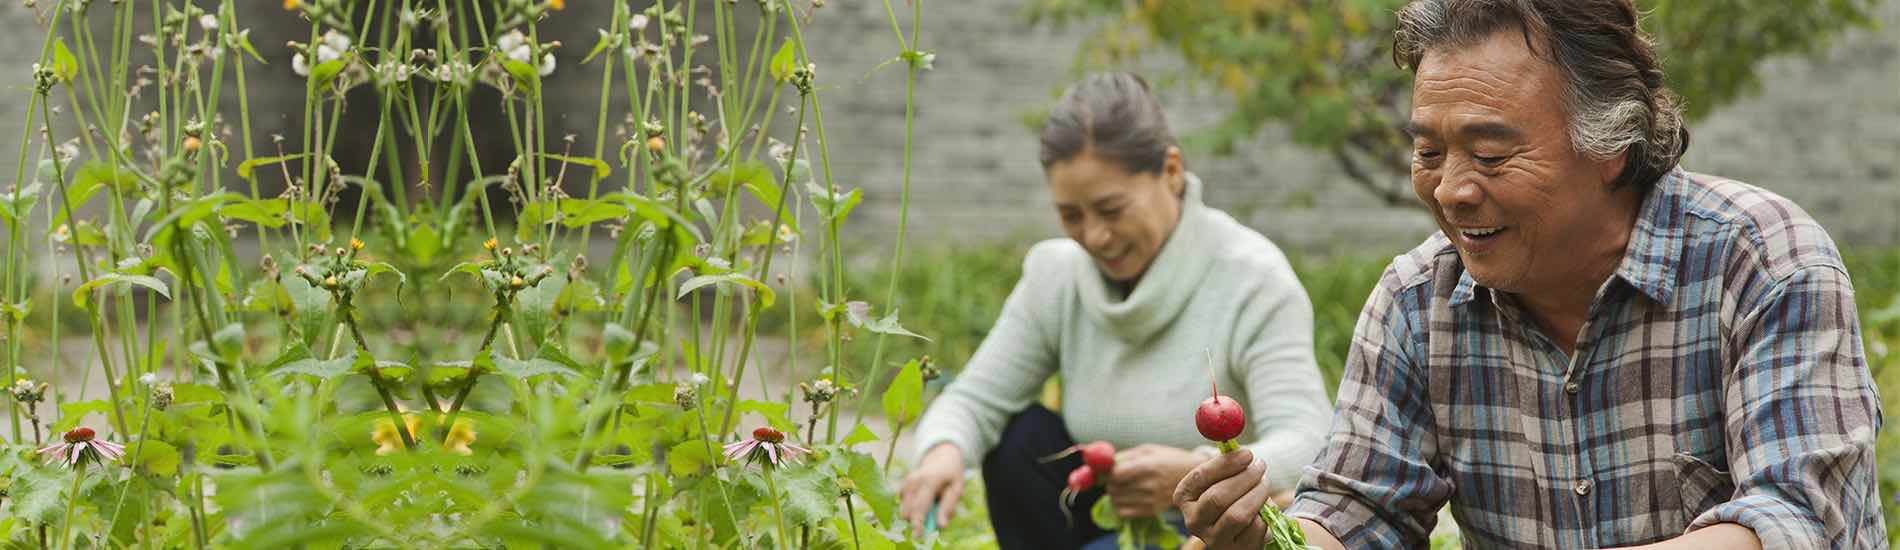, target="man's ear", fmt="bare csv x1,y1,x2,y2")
1602,150,1629,188
1164,146,1186,196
